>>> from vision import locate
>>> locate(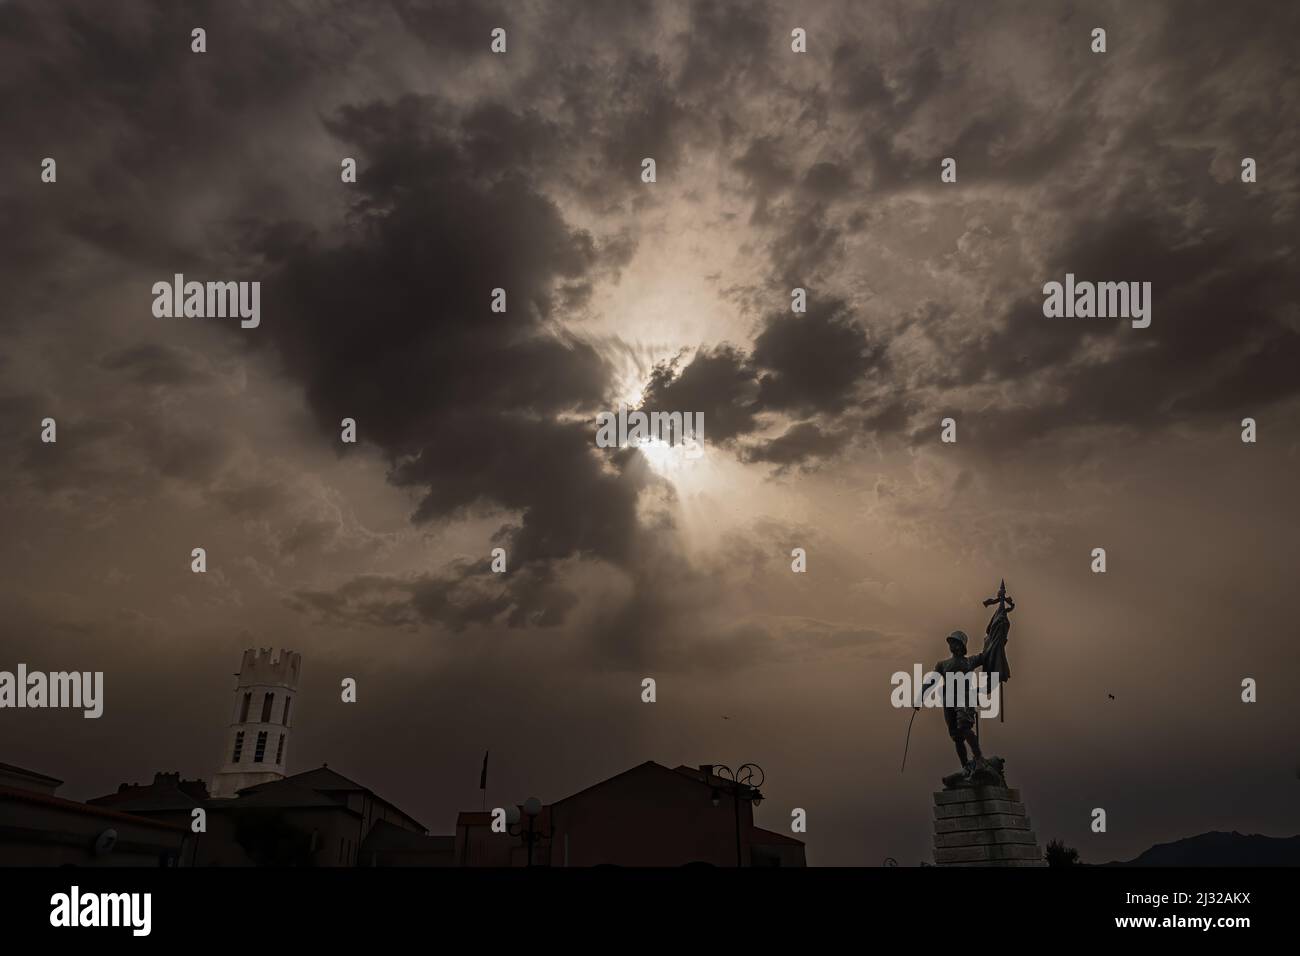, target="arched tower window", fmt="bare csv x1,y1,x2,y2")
254,731,268,763
260,692,274,723
276,733,285,764
232,731,245,763
282,696,292,726
239,693,251,722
